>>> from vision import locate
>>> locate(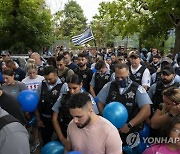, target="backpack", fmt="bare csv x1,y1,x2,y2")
0,114,19,130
